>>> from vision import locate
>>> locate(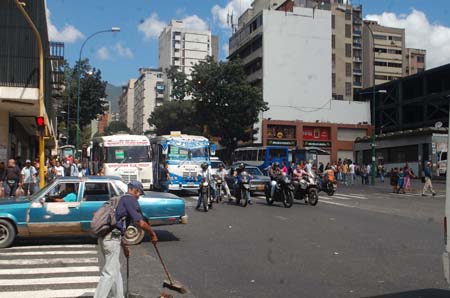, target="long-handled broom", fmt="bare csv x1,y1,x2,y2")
153,243,188,294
